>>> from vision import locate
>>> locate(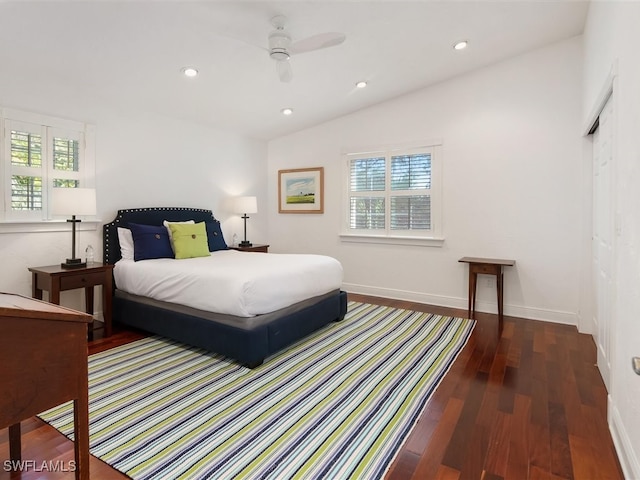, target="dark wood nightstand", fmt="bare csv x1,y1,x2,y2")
28,263,114,339
228,244,270,253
